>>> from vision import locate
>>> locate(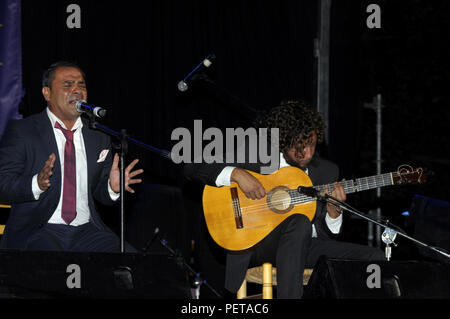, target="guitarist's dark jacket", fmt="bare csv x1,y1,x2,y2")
183,150,342,293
